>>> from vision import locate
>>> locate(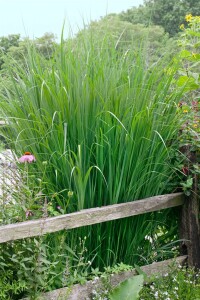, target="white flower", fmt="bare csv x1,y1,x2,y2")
154,291,159,298
163,291,169,295
173,277,177,282
150,285,155,290
178,264,182,269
